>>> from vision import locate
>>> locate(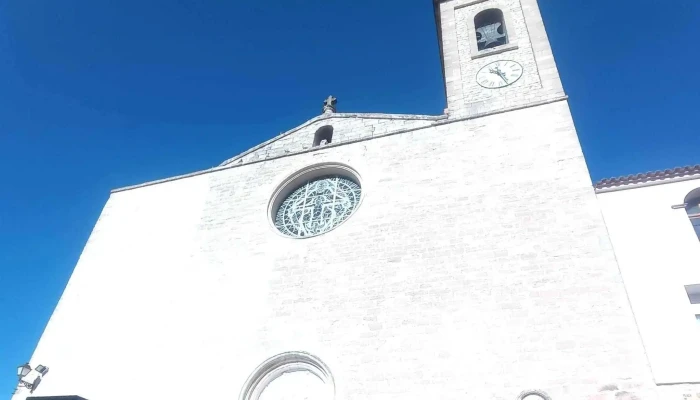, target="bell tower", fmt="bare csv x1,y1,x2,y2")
434,0,566,117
